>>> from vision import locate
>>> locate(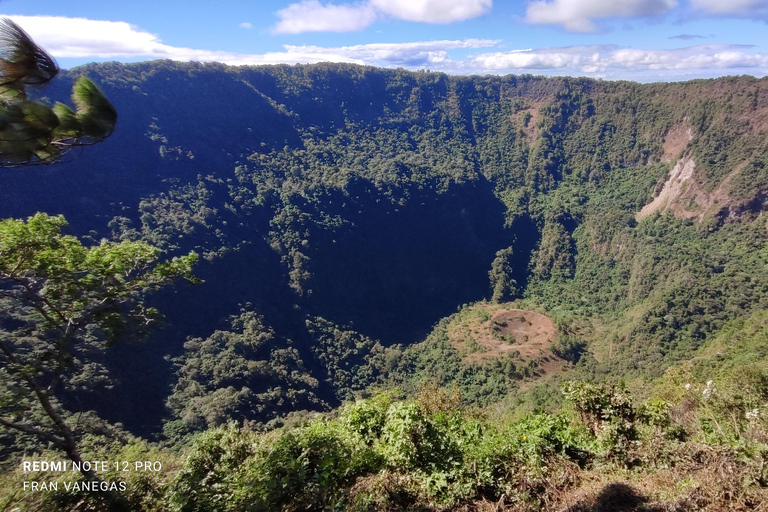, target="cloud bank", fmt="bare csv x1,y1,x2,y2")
8,15,768,81
8,15,499,68
467,44,768,77
369,0,492,24
690,0,768,16
287,38,498,66
523,0,768,30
